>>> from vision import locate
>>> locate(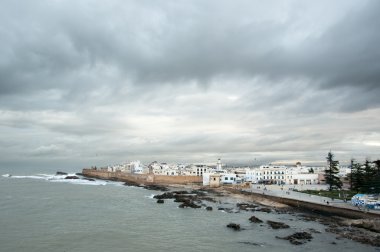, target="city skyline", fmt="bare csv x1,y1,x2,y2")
0,0,379,169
